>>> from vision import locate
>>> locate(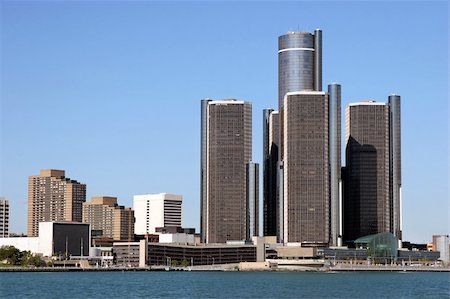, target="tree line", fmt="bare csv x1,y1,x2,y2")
0,246,48,267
